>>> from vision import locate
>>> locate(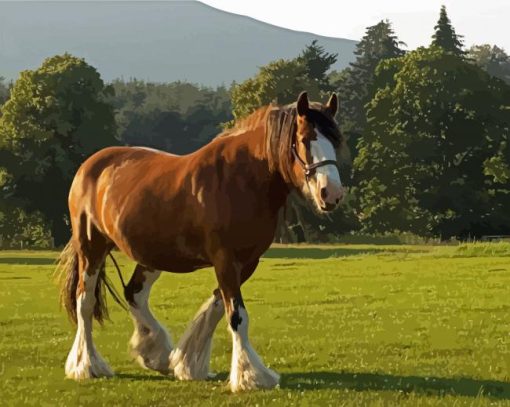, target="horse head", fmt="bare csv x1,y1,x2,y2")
291,91,346,212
